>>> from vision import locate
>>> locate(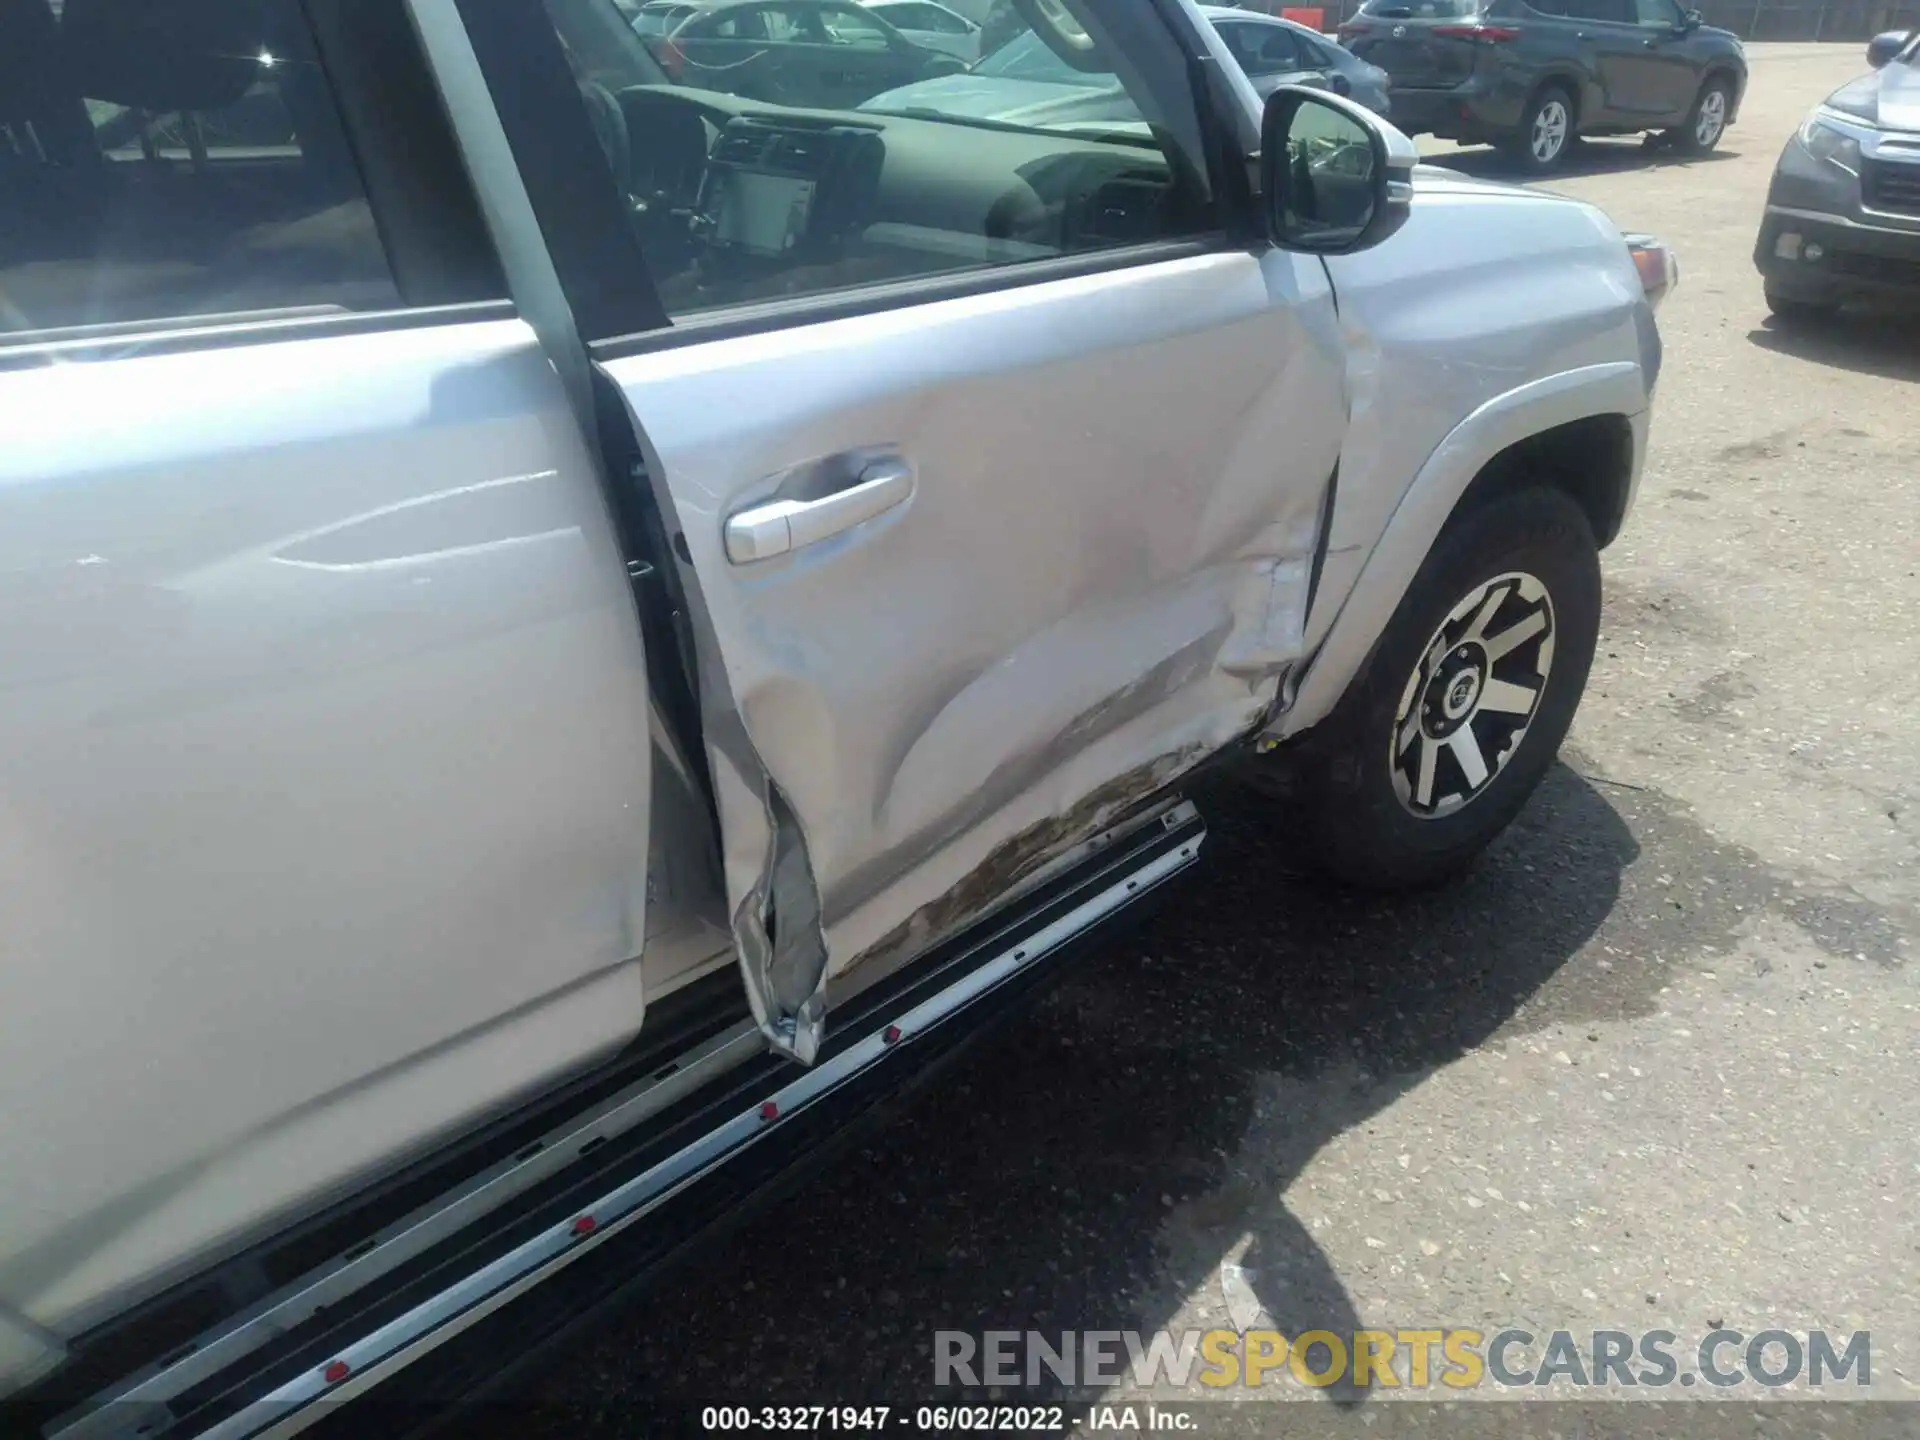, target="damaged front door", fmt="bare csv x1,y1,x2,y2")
436,0,1347,1059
